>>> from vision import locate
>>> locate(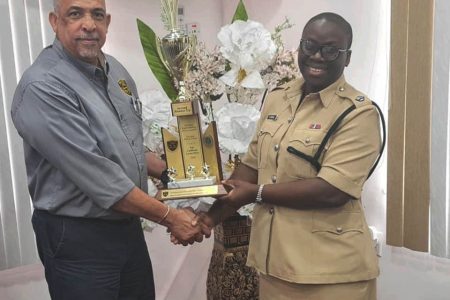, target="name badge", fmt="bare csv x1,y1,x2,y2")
267,115,278,121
